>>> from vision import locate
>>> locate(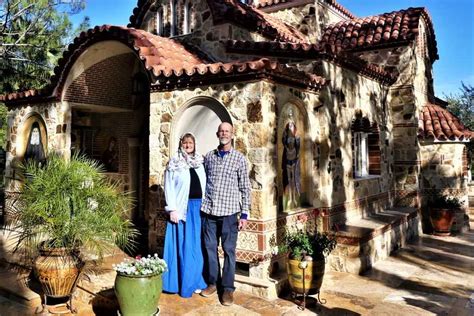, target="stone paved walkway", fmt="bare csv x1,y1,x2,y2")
0,230,473,315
